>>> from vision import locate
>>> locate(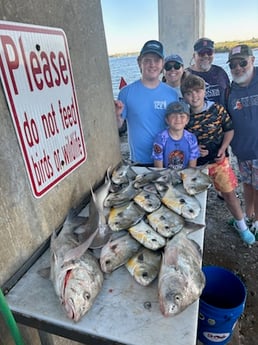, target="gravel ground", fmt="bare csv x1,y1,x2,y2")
119,132,258,345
